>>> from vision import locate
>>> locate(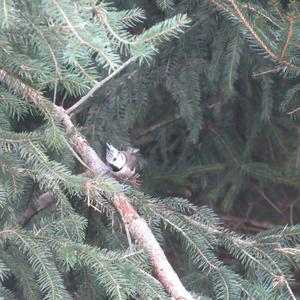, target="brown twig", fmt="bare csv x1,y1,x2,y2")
221,214,277,232
254,185,282,215
227,0,277,60
287,106,300,116
279,16,294,63
66,57,136,115
15,170,95,226
16,192,55,226
209,0,232,15
252,67,281,77
276,247,300,256
134,114,182,139
243,4,281,29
